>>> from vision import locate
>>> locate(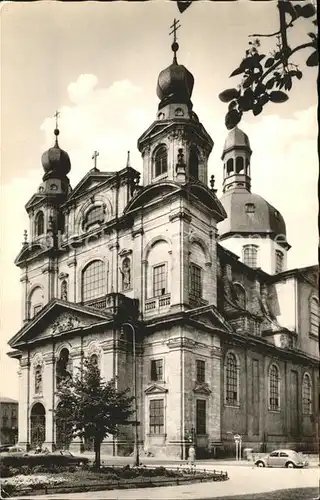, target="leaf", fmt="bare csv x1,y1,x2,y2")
265,77,275,90
230,66,245,77
284,78,292,91
228,100,238,111
308,32,316,40
254,83,266,95
301,3,316,18
269,91,289,103
252,104,263,116
265,57,275,68
259,93,269,106
306,51,319,67
225,109,242,130
219,88,240,103
296,70,303,80
177,1,193,14
243,75,255,88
